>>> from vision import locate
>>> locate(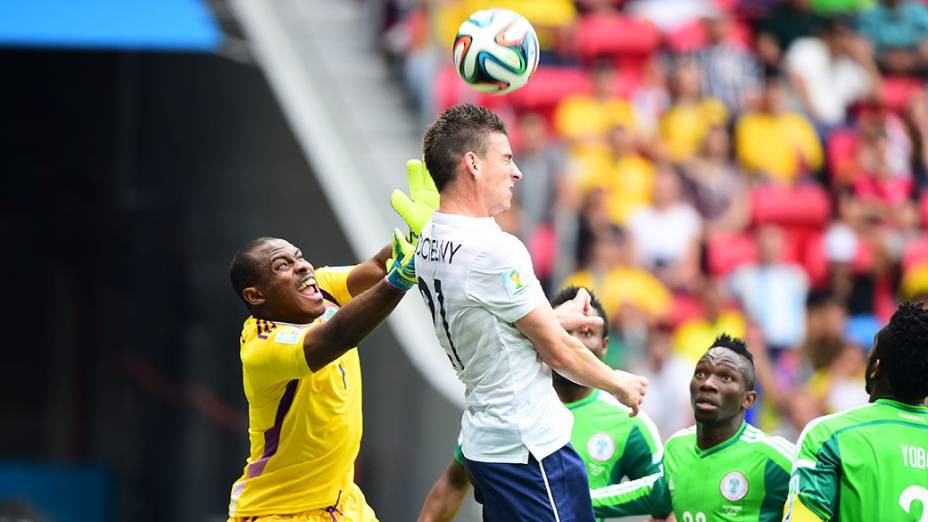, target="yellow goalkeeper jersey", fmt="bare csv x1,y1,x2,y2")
228,266,362,517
